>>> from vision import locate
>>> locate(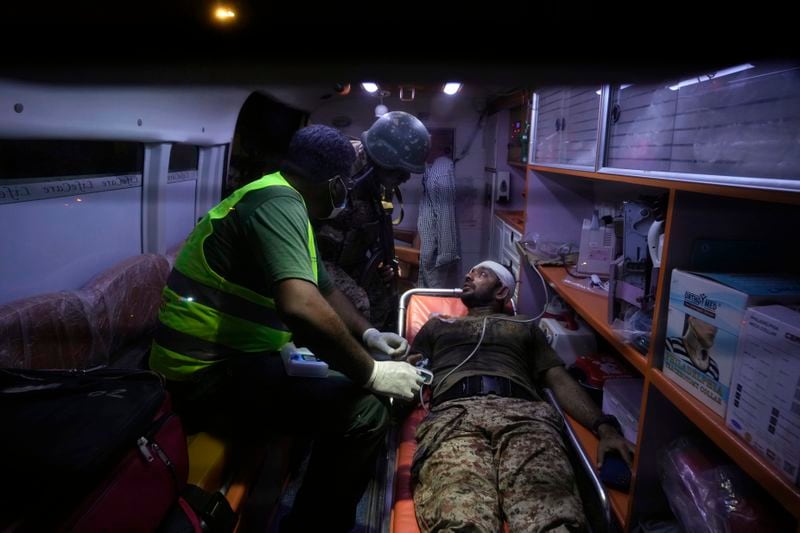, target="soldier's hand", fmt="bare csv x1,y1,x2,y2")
378,263,395,286
405,352,424,365
597,427,635,468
